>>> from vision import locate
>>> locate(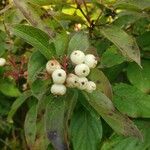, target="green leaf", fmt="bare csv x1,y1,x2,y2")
31,79,51,100
113,83,150,118
83,91,142,139
0,79,21,97
137,32,150,51
7,90,32,123
89,68,113,100
101,120,150,150
68,32,89,54
71,107,102,150
13,25,55,59
45,97,66,150
100,25,141,66
127,60,150,93
53,32,69,56
0,30,7,56
114,0,150,11
24,101,38,148
101,45,126,68
28,51,47,84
